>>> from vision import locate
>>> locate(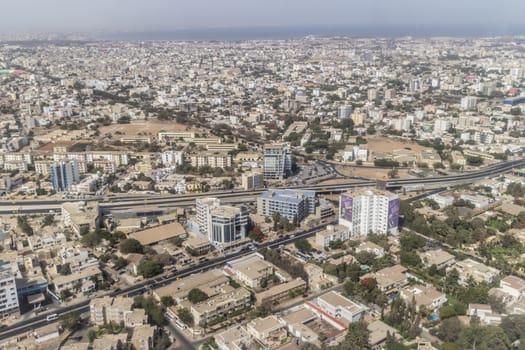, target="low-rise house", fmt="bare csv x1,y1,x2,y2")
367,320,401,350
355,241,385,258
499,275,525,302
419,249,455,269
399,284,447,311
361,265,408,293
467,304,504,325
246,316,287,350
131,324,156,350
307,291,366,326
215,325,255,350
450,258,500,285
92,333,128,350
